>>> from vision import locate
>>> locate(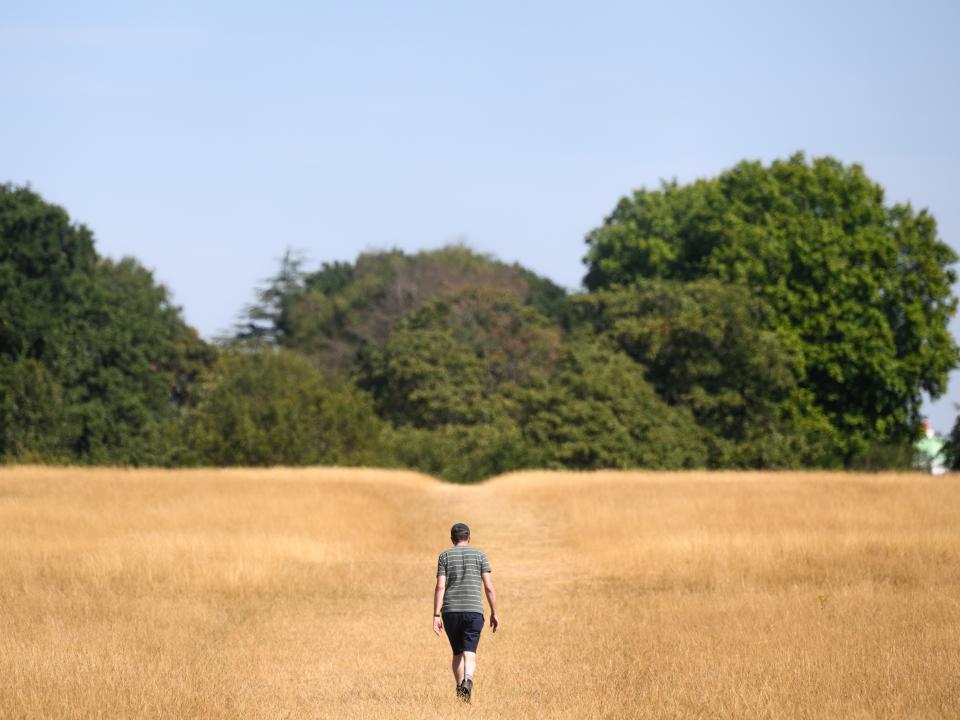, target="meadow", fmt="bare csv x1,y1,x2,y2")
1,467,957,719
